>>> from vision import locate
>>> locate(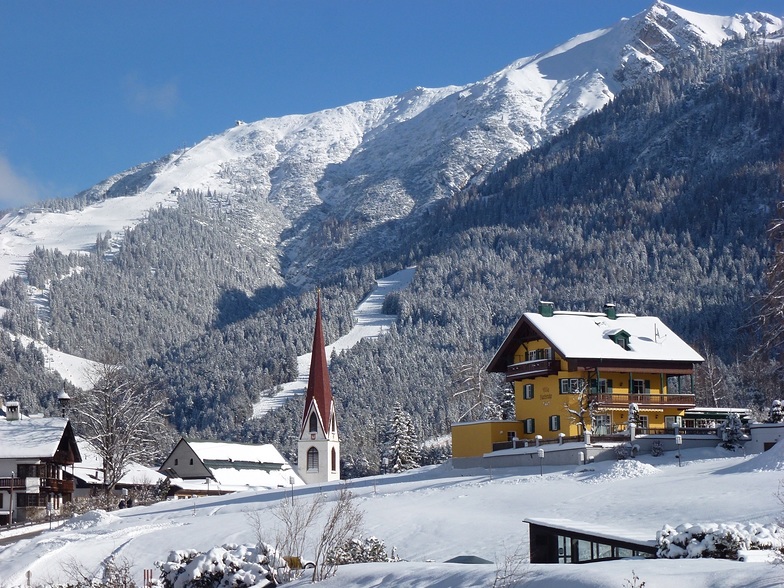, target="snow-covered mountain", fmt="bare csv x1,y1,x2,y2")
1,3,779,286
